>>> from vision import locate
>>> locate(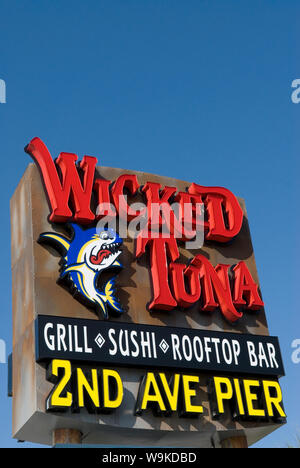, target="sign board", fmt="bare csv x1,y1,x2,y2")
35,315,284,377
10,137,286,447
